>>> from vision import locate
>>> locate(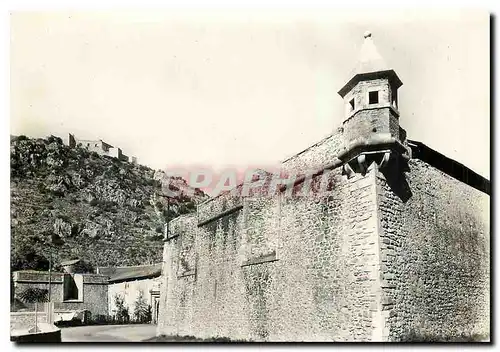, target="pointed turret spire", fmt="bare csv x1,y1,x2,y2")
338,31,402,98
351,31,390,76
